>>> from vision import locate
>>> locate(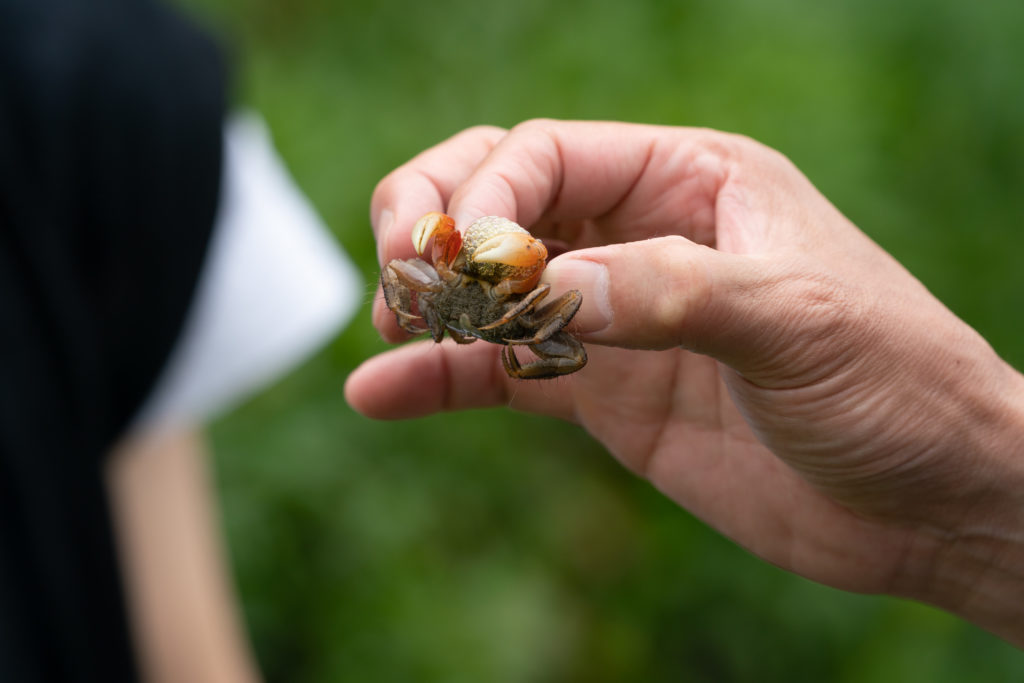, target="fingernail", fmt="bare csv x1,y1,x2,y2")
543,258,612,334
375,208,394,262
